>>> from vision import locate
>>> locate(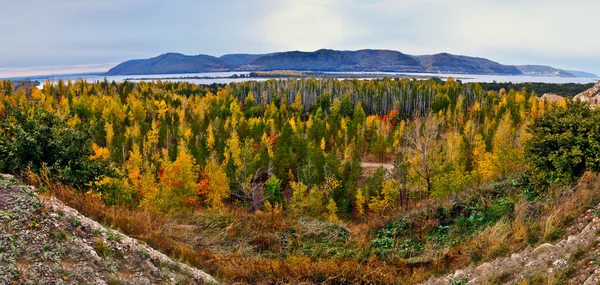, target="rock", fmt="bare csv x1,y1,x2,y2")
540,93,566,104
143,259,159,275
552,259,567,268
533,243,556,254
574,82,600,108
0,174,14,180
583,273,600,285
476,262,492,272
